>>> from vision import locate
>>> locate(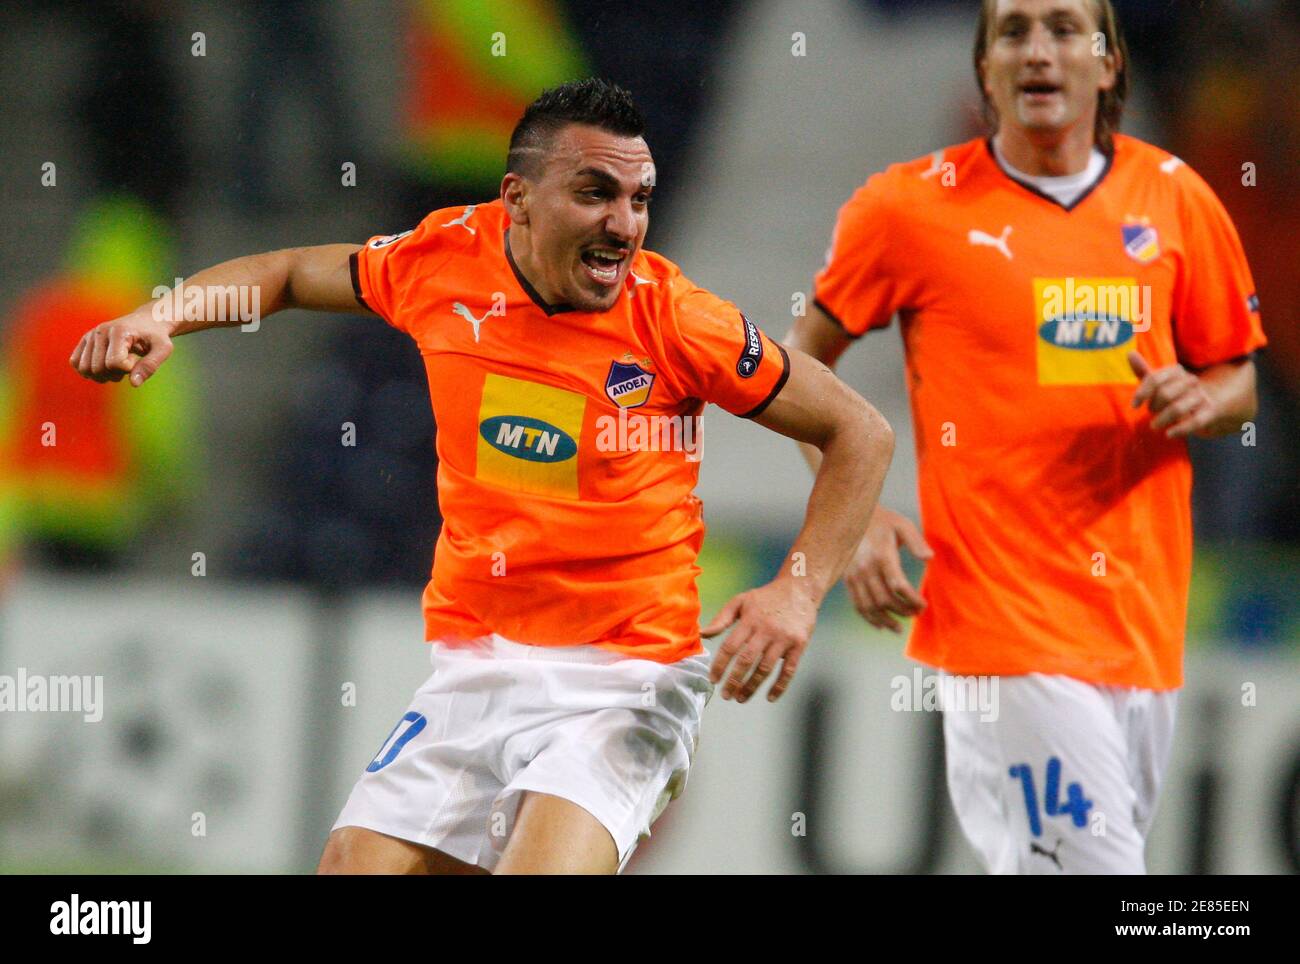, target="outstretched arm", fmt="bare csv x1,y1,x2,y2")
704,345,894,703
70,244,366,386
